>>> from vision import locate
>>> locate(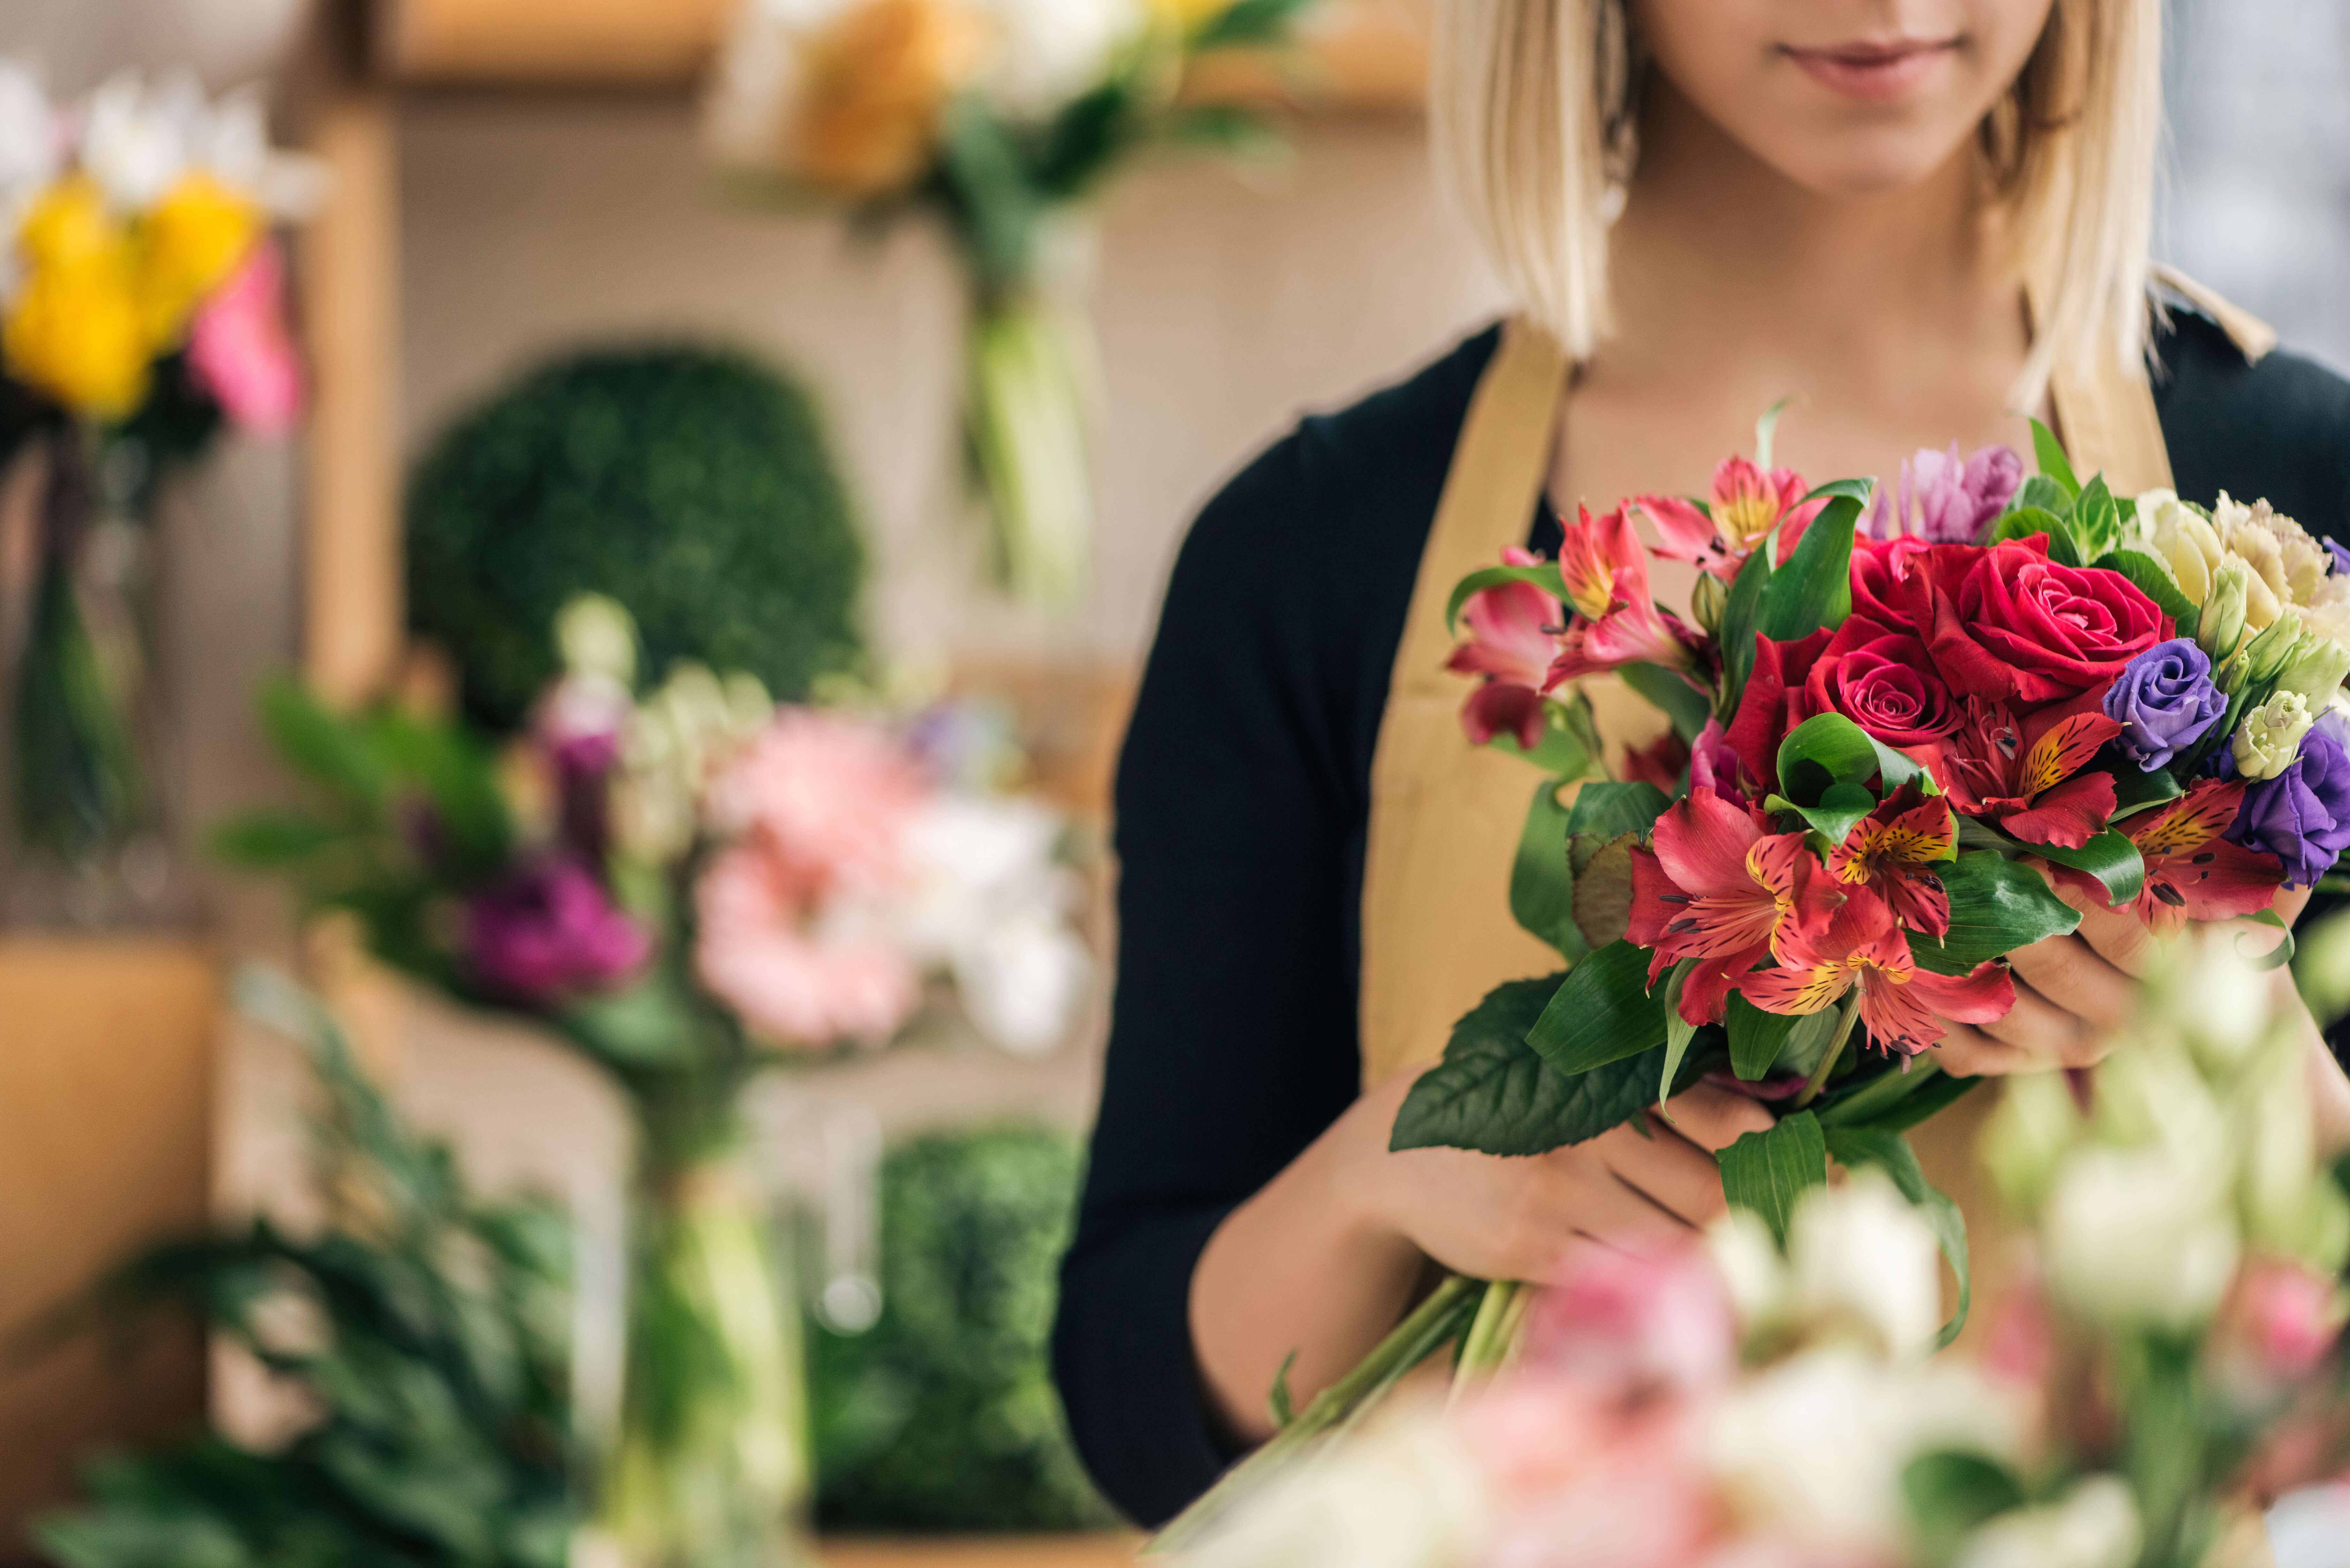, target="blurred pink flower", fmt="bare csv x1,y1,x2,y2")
464,857,652,1007
186,237,303,435
1465,1374,1722,1568
709,707,926,898
695,842,919,1047
1522,1238,1740,1396
2226,1260,2346,1380
1449,546,1561,750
